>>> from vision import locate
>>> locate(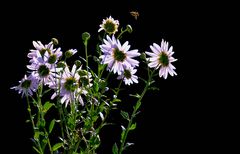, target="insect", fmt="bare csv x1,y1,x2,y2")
130,11,139,20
